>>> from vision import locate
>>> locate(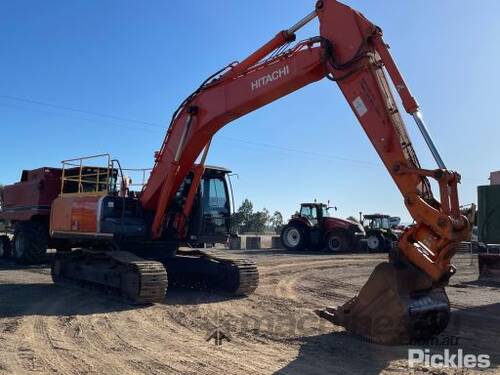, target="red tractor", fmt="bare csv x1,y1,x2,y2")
280,203,365,252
